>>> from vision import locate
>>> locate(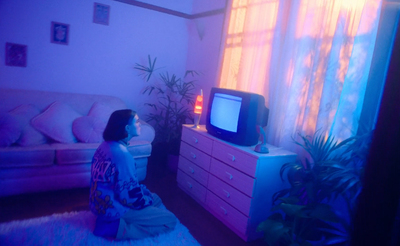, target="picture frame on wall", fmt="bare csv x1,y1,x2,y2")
5,42,27,67
51,21,69,45
93,2,110,25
